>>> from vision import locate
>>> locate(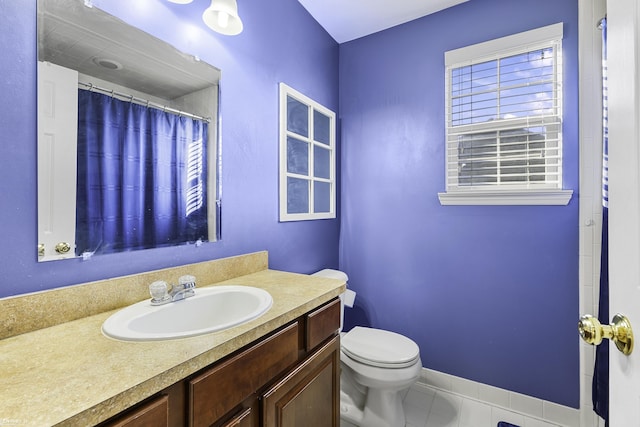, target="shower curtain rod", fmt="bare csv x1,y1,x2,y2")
78,81,211,123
